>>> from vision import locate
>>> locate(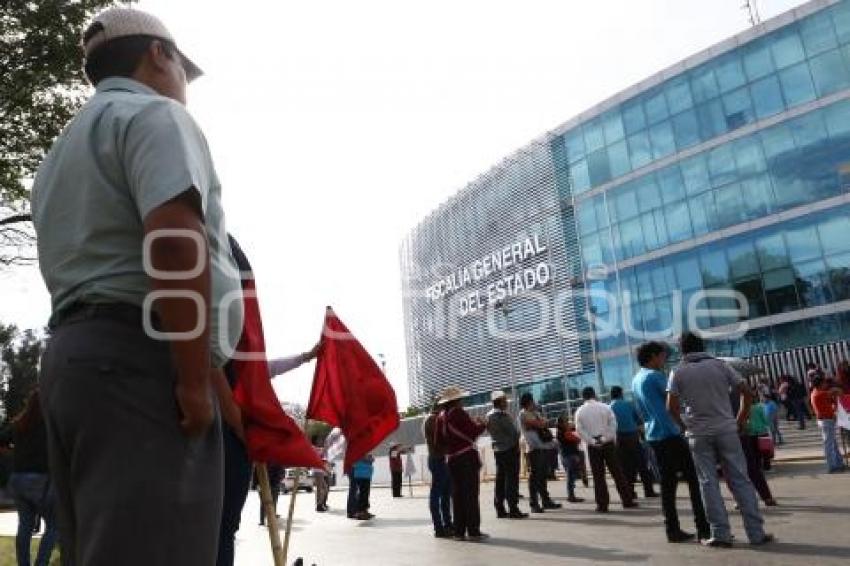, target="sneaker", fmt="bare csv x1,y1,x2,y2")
495,508,508,519
751,534,775,546
567,496,585,503
701,538,733,548
667,531,695,543
530,504,544,513
356,511,374,520
623,501,639,509
467,532,490,543
543,501,562,510
434,529,451,539
508,509,529,519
